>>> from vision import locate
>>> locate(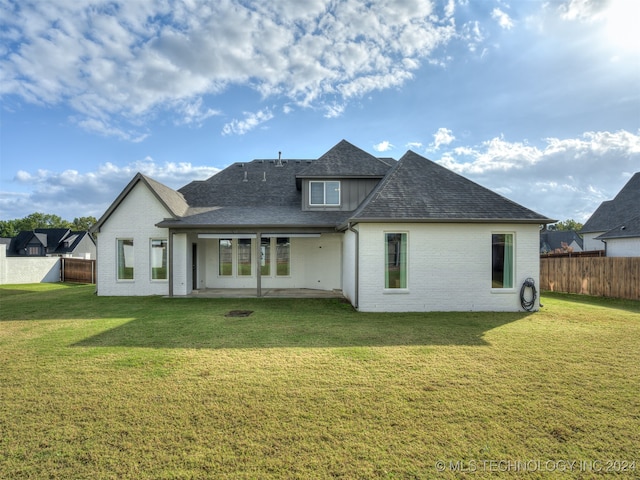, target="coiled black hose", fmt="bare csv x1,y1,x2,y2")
520,277,537,311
